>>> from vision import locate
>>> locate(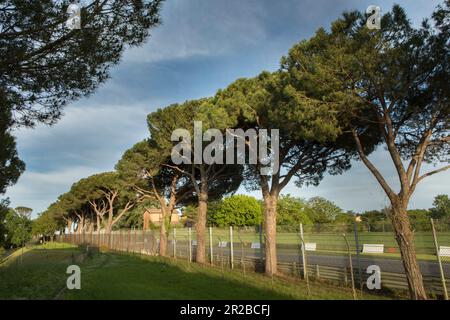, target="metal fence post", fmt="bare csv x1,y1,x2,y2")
119,230,123,251
134,228,137,254
209,226,213,265
353,221,363,293
258,224,263,268
343,267,348,285
431,218,448,300
188,227,192,263
230,226,234,269
218,236,224,278
299,224,307,280
344,233,357,300
139,230,142,254
173,227,177,259
127,229,131,252
145,230,150,255
299,223,310,296
238,235,245,278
